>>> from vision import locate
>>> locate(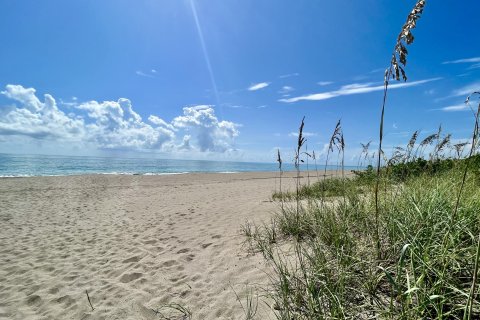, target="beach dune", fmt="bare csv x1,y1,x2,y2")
0,172,310,319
